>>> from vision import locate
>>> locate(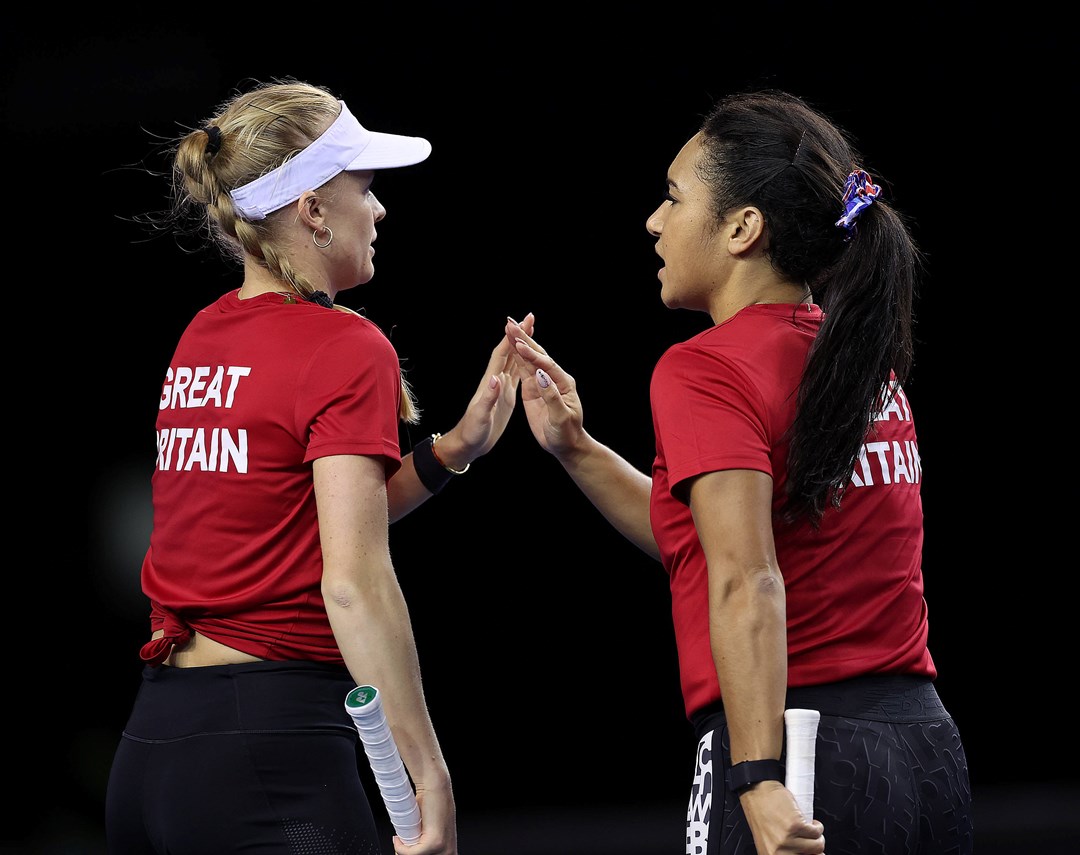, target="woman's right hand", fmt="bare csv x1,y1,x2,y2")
506,315,658,559
740,783,825,855
505,316,586,461
394,777,456,855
